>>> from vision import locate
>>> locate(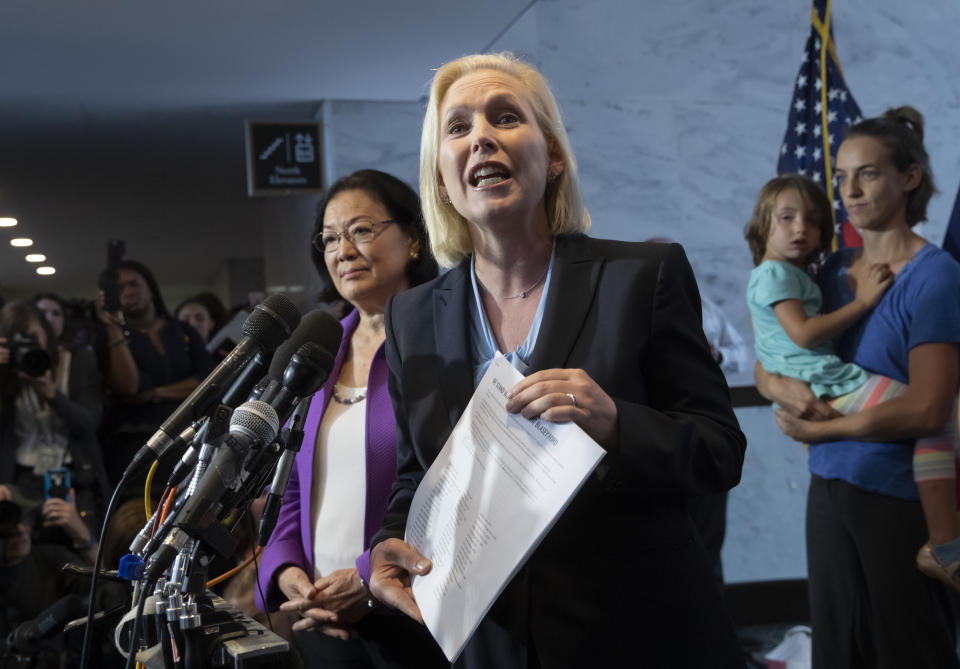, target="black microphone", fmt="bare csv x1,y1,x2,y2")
124,295,300,478
258,396,312,546
144,400,280,581
221,350,270,408
255,338,339,545
8,594,87,653
268,309,343,379
265,342,335,425
260,310,343,404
